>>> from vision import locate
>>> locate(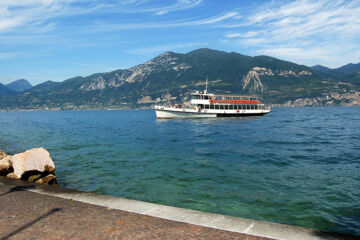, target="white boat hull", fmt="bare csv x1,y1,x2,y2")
155,106,270,119
155,109,217,119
